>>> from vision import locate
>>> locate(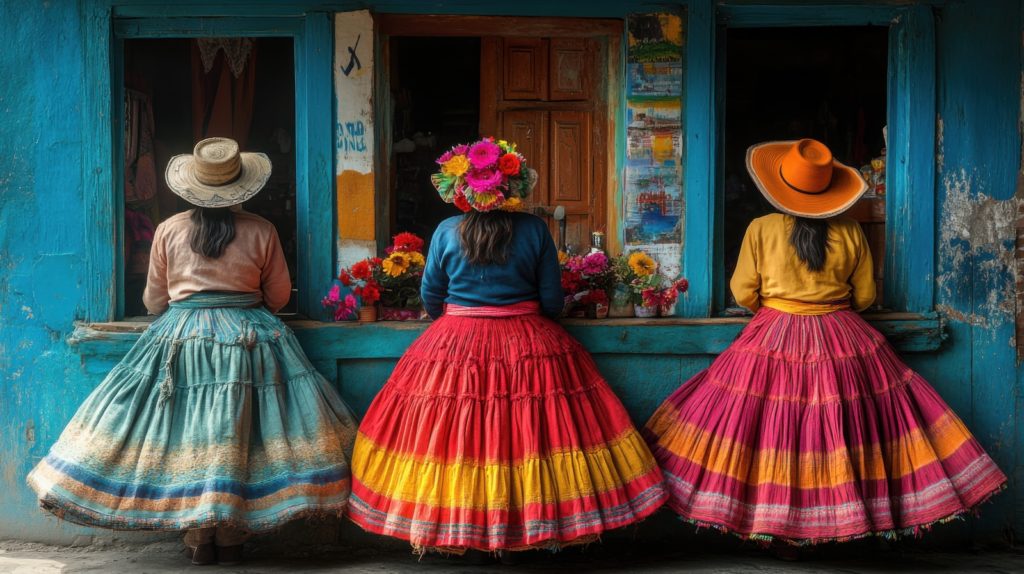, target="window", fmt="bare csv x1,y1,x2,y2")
121,38,298,316
81,12,335,322
680,3,936,318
